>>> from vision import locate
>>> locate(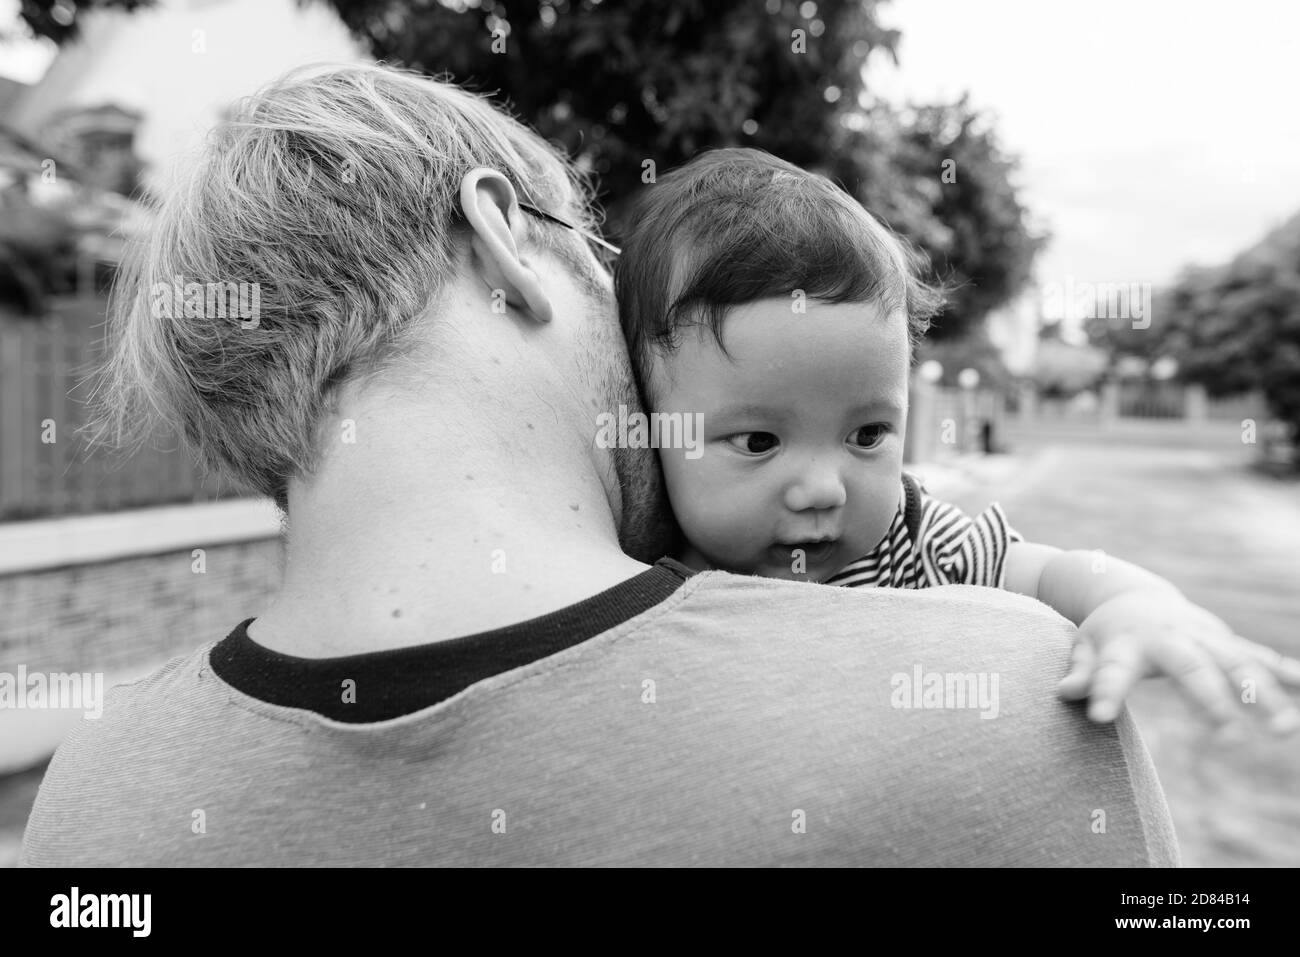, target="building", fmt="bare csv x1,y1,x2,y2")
5,0,365,198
